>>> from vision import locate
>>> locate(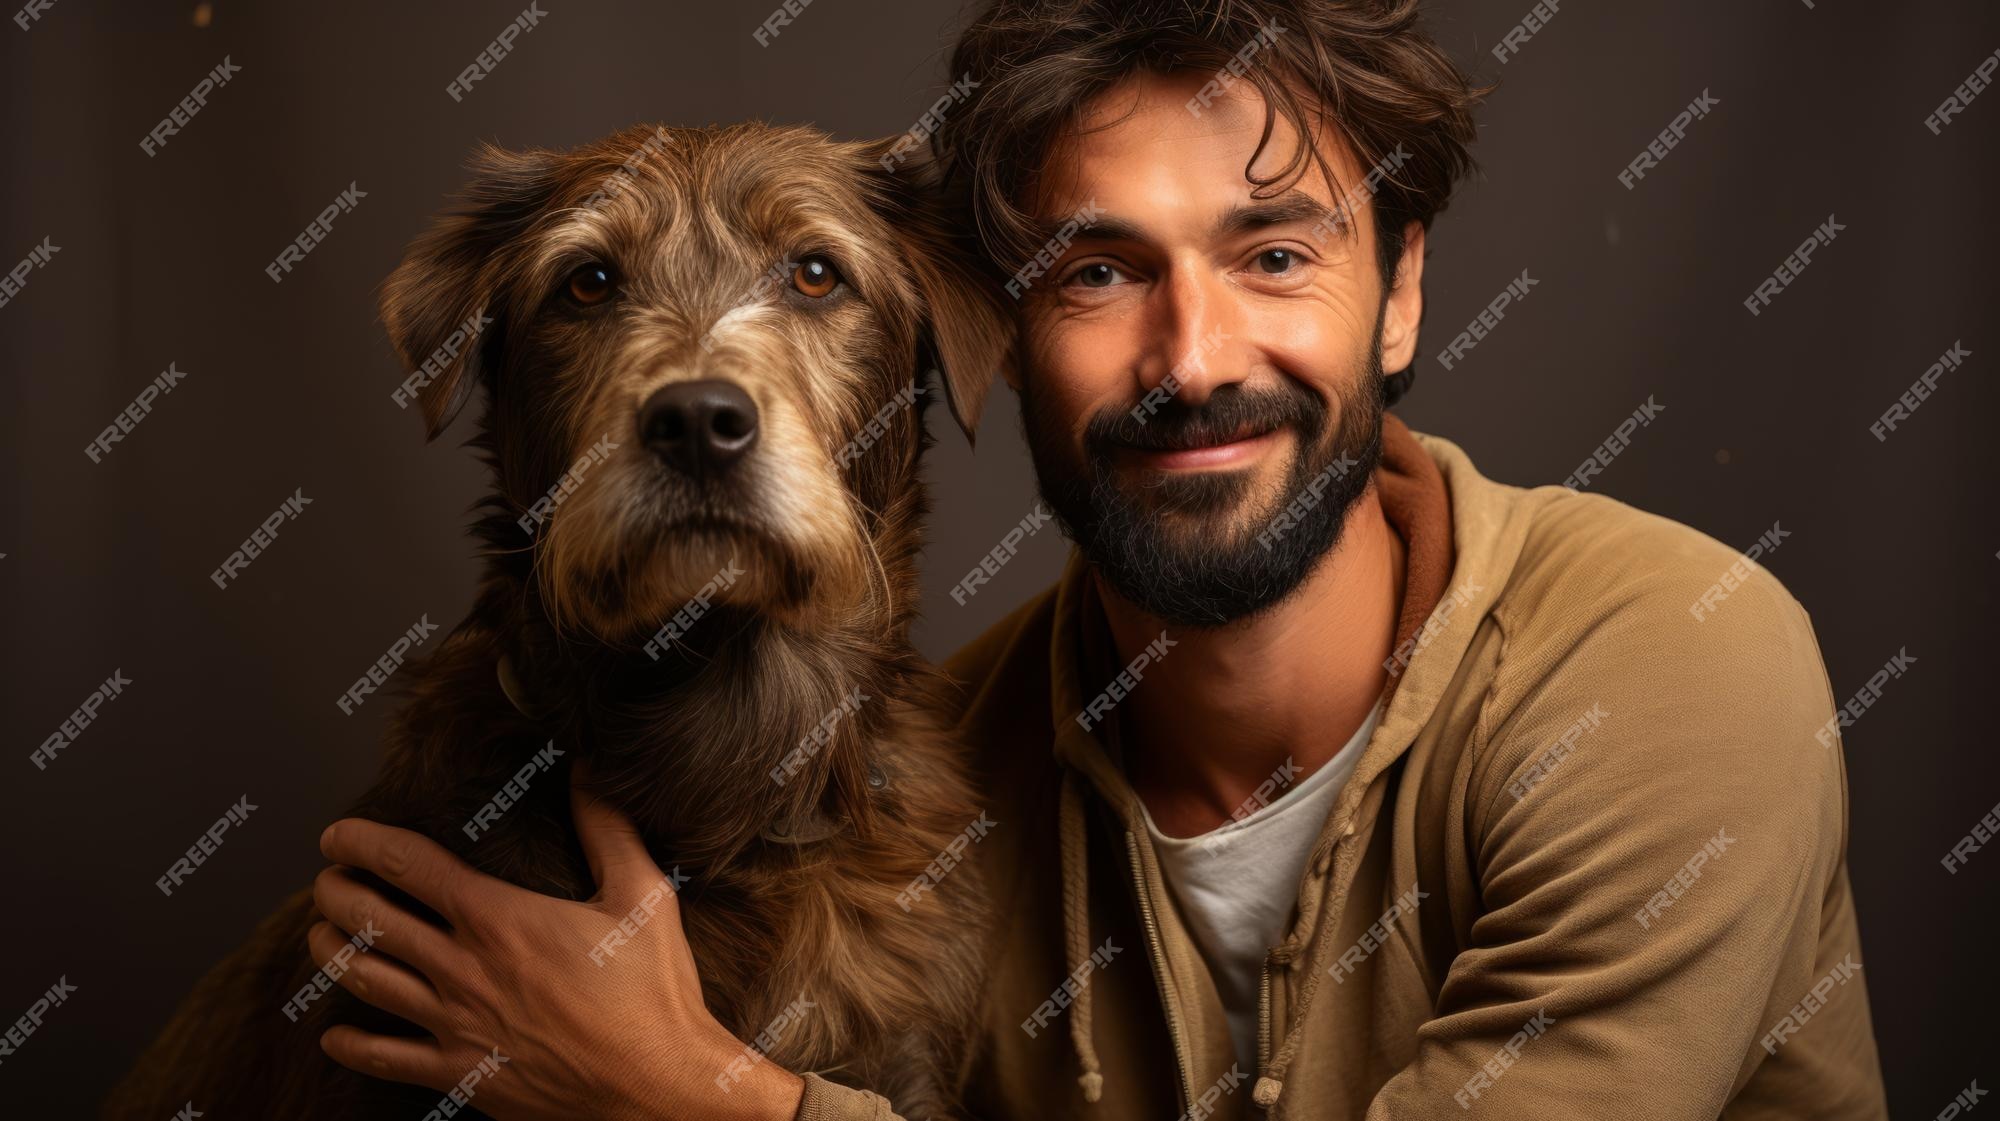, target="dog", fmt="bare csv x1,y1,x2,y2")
103,121,1010,1119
